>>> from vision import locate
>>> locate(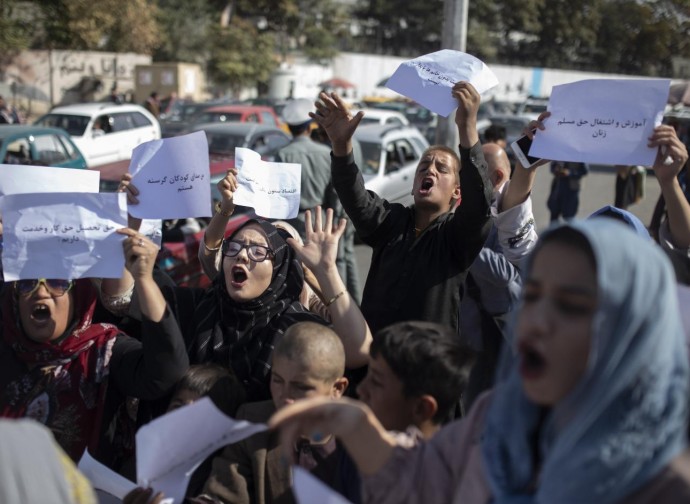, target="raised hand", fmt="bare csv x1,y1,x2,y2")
649,125,689,185
311,92,364,156
118,173,139,205
452,82,481,147
519,110,551,169
217,168,238,213
117,228,159,281
286,206,346,274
